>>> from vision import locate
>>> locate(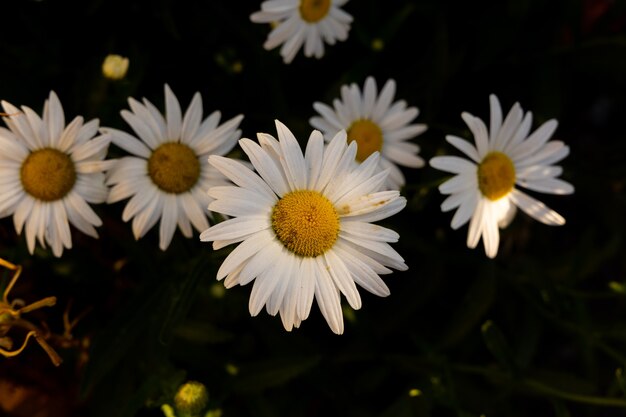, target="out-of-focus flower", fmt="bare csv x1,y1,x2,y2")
250,0,352,64
0,92,112,257
200,120,407,334
310,76,427,190
103,84,243,250
102,54,129,80
174,381,208,417
429,94,574,258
